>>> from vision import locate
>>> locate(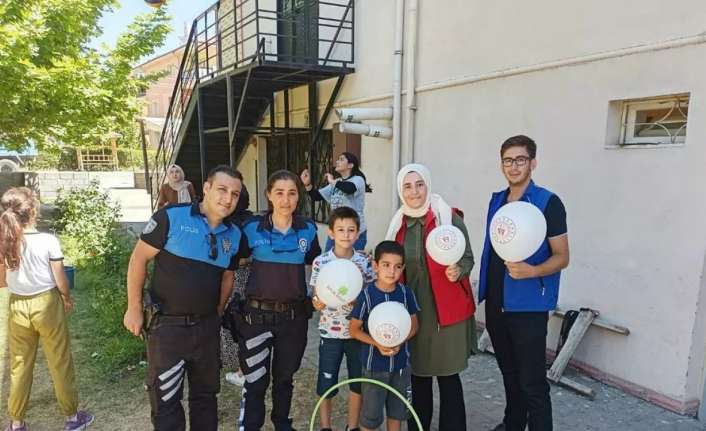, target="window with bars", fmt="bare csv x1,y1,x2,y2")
620,95,689,146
